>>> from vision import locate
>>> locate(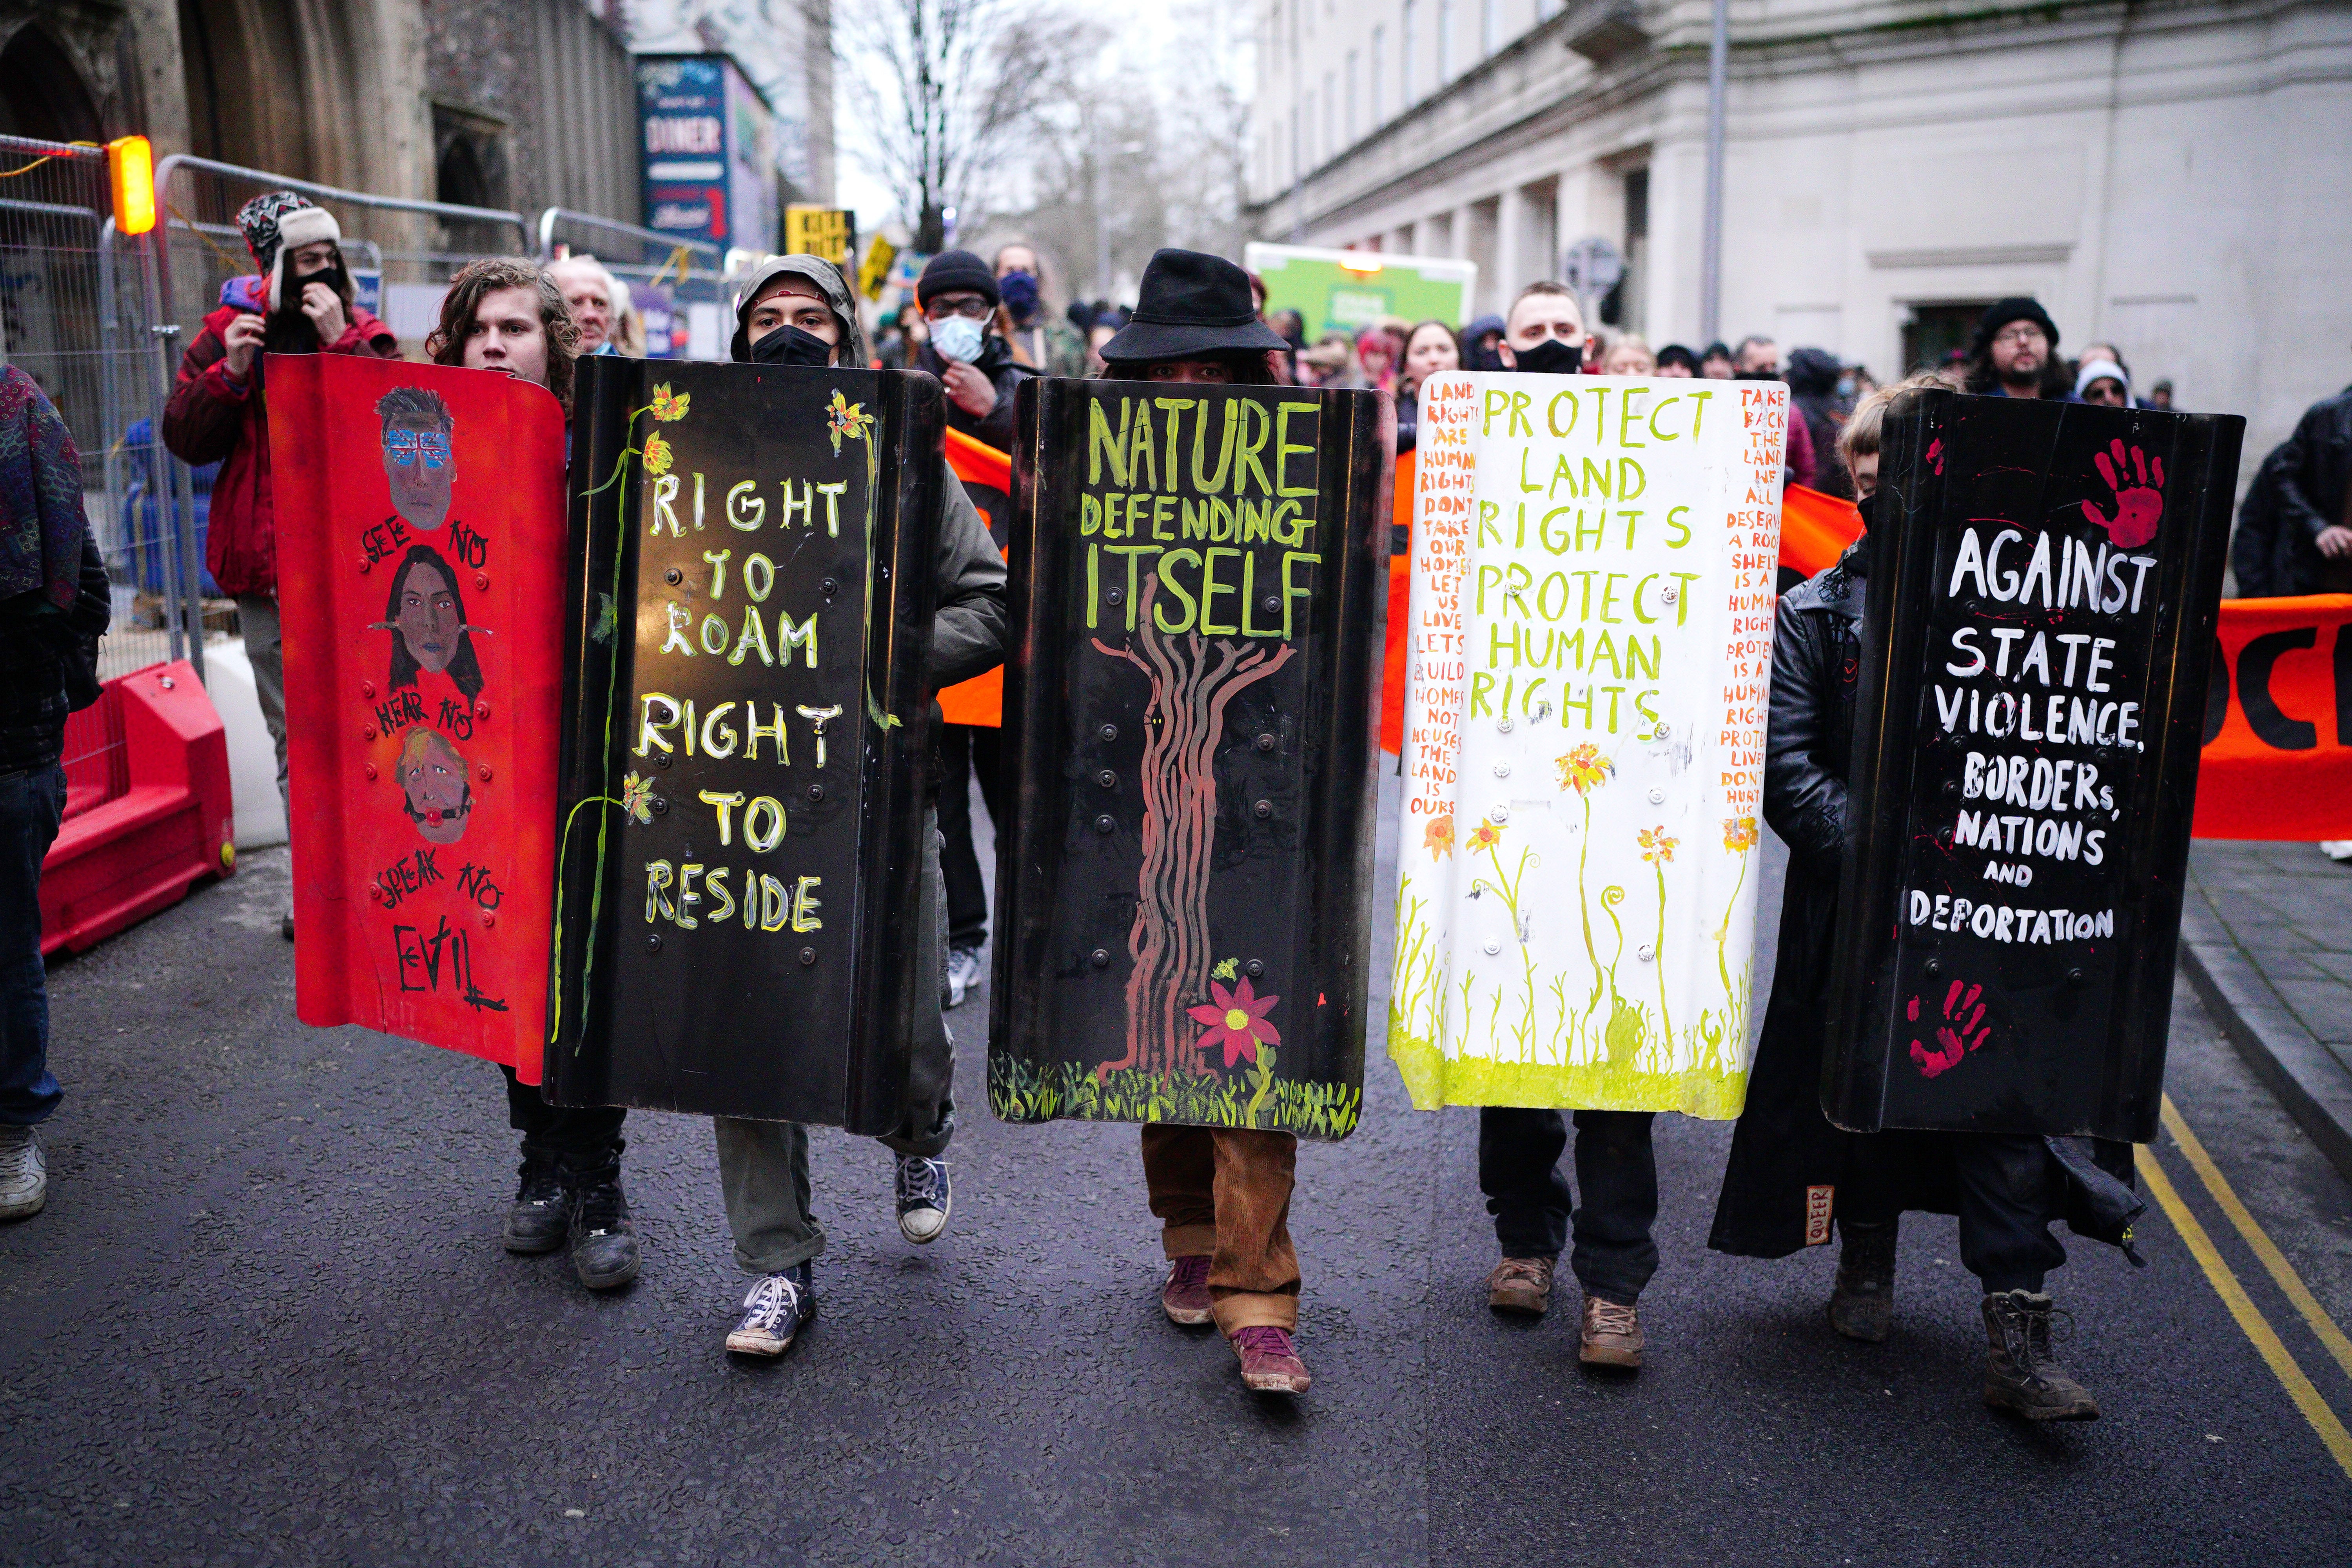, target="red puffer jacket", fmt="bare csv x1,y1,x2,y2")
161,299,399,597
